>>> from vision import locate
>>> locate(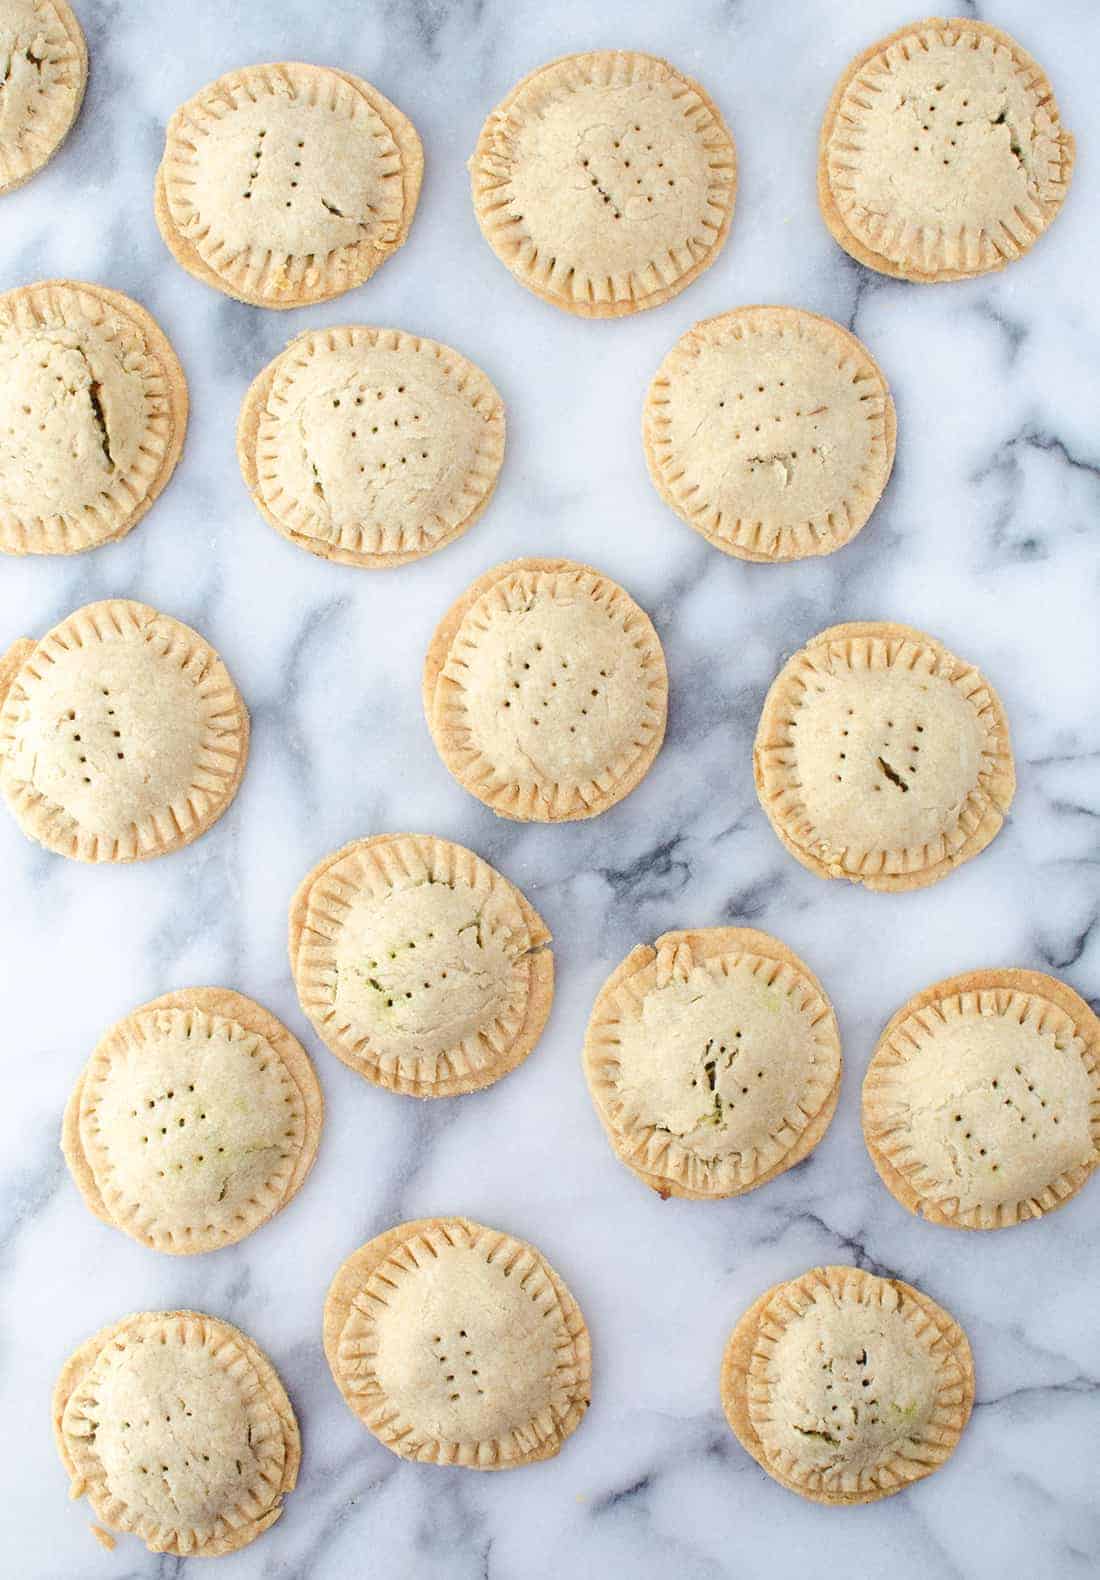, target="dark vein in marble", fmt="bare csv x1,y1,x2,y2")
976,1375,1100,1410
1032,907,1098,972
250,596,354,818
969,295,1028,364
781,1208,906,1280
598,834,693,906
591,1471,653,1513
